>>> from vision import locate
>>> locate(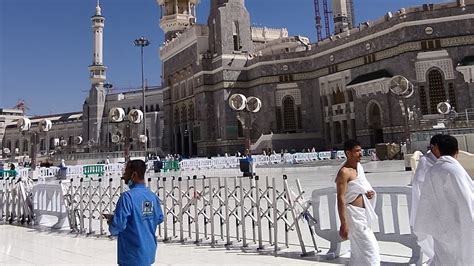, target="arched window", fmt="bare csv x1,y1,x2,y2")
40,139,45,150
419,85,428,115
6,140,11,150
174,108,180,124
156,104,160,111
283,96,296,132
332,88,345,105
181,105,187,122
49,137,55,149
69,136,74,147
149,105,154,112
146,129,150,149
14,140,20,149
335,121,342,144
428,69,447,114
448,83,457,111
188,103,194,120
23,139,29,152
